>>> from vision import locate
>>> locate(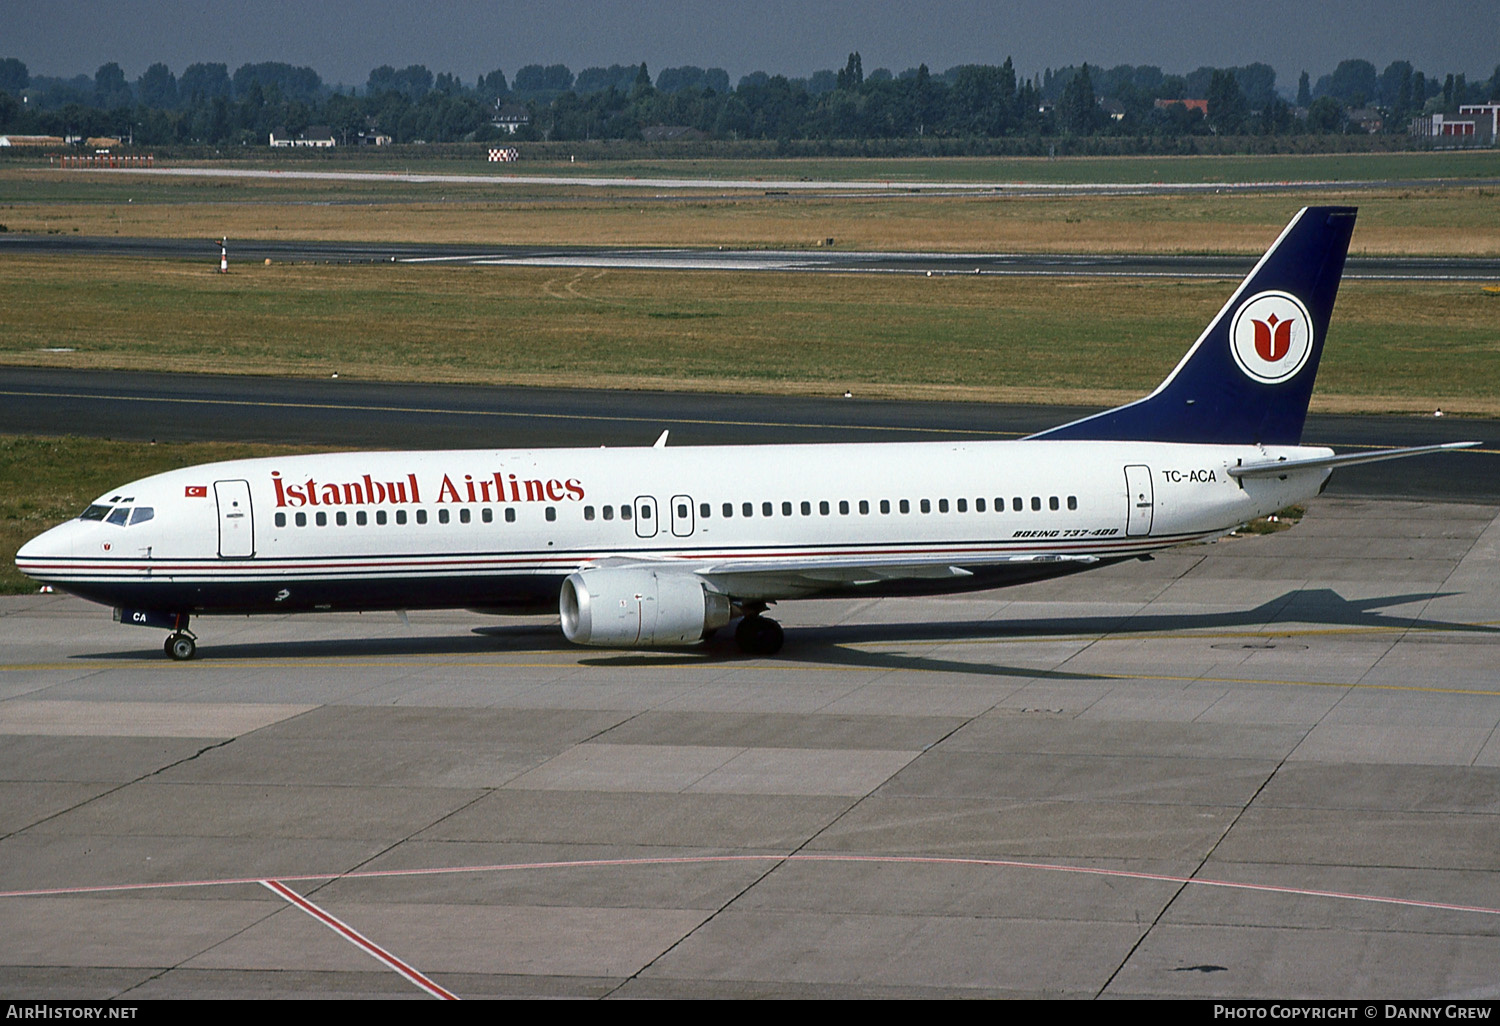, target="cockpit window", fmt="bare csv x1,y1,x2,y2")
129,507,154,526
106,507,131,526
80,504,112,521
